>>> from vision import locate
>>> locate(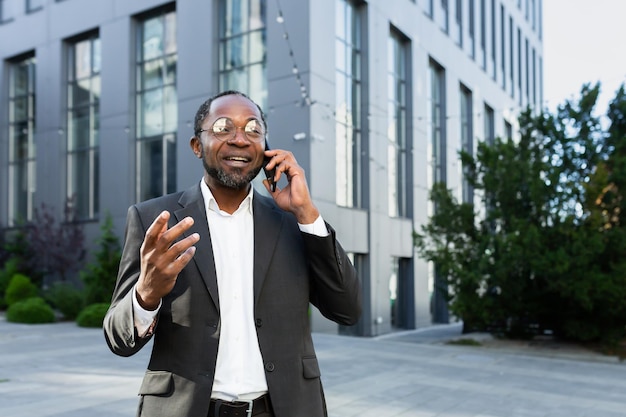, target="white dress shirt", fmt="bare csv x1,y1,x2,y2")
132,180,328,401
